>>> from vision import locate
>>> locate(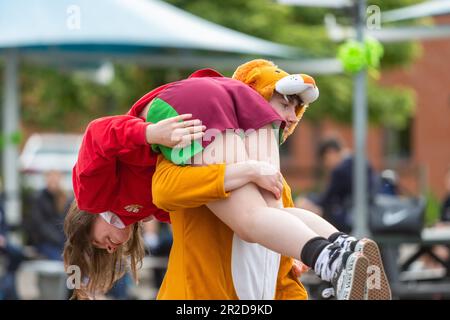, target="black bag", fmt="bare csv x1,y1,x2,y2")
369,194,426,236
